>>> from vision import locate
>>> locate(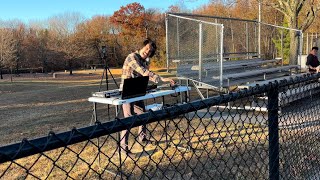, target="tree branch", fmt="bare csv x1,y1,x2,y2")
264,1,289,17
300,6,316,31
296,0,306,13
